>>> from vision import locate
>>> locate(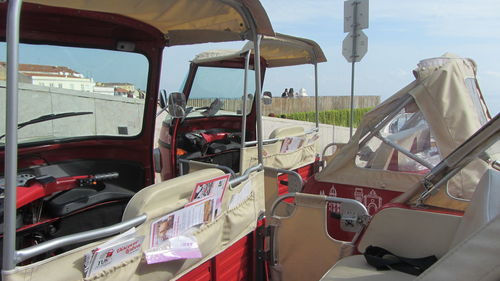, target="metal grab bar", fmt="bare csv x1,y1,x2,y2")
15,214,147,264
375,132,434,170
321,142,340,162
271,193,370,233
229,164,262,187
178,158,237,179
271,193,367,218
264,166,303,193
243,127,319,147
